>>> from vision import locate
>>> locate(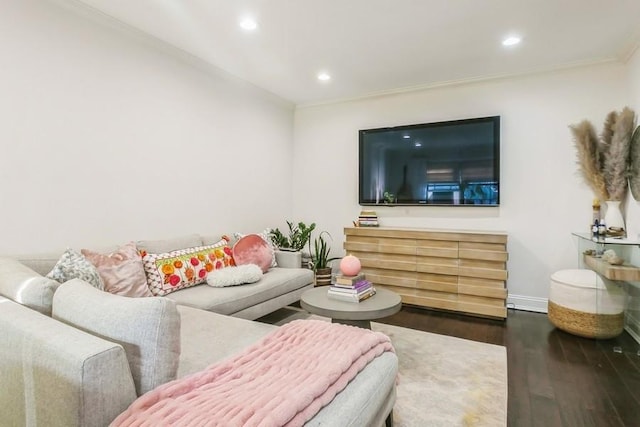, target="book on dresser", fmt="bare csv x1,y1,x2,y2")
358,210,379,227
